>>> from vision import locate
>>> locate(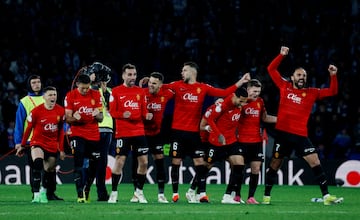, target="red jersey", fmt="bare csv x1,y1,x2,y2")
238,97,266,143
21,104,65,153
268,54,338,137
110,84,148,138
200,130,209,143
165,80,238,132
203,94,241,146
144,87,174,136
64,88,102,141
